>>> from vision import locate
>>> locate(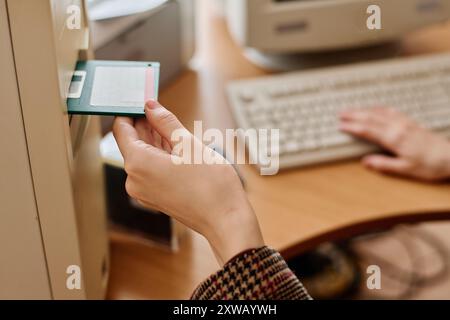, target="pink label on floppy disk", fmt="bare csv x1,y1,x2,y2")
145,67,155,102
